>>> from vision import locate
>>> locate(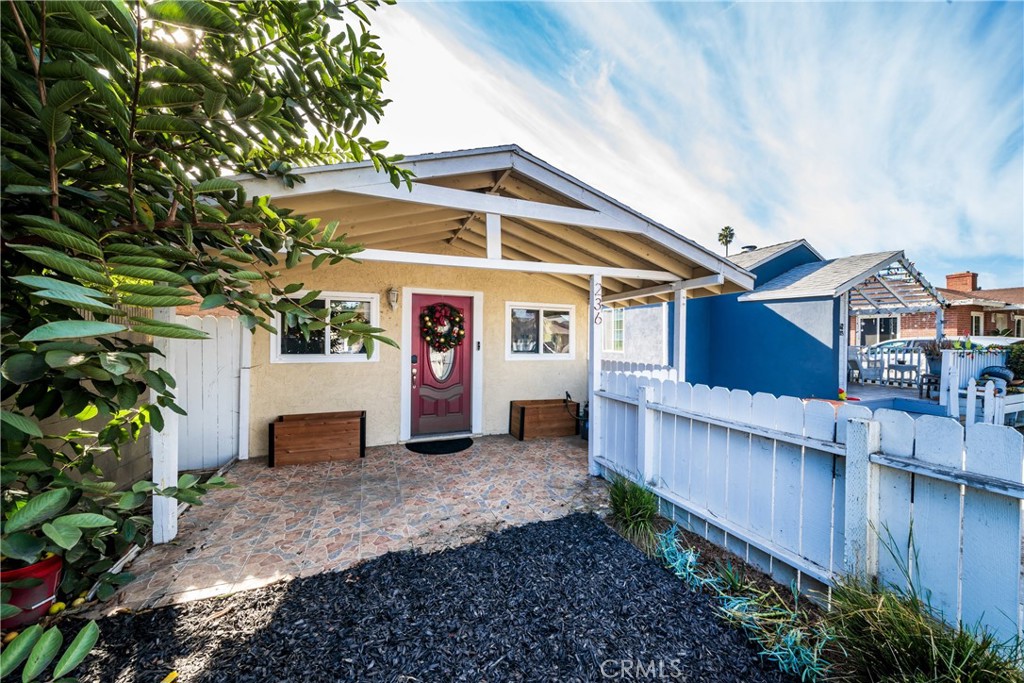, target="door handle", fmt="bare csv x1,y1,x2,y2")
411,366,418,389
